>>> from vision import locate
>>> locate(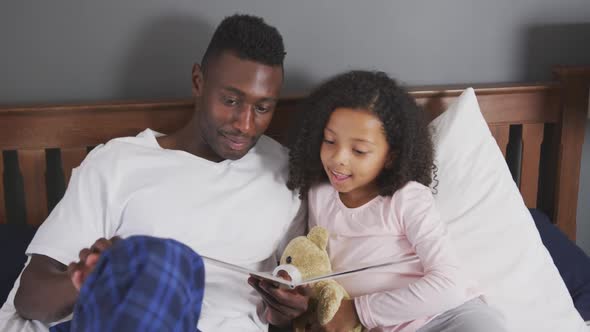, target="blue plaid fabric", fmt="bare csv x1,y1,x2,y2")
50,236,205,332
